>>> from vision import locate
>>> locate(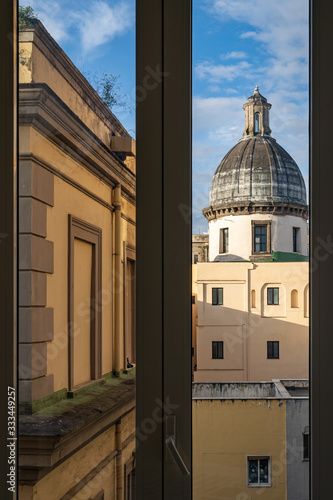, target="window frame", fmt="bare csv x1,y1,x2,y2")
219,227,229,254
212,287,223,306
68,215,102,392
251,220,272,256
267,341,279,359
267,287,279,305
247,455,271,487
212,341,224,359
293,226,300,253
1,0,333,498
